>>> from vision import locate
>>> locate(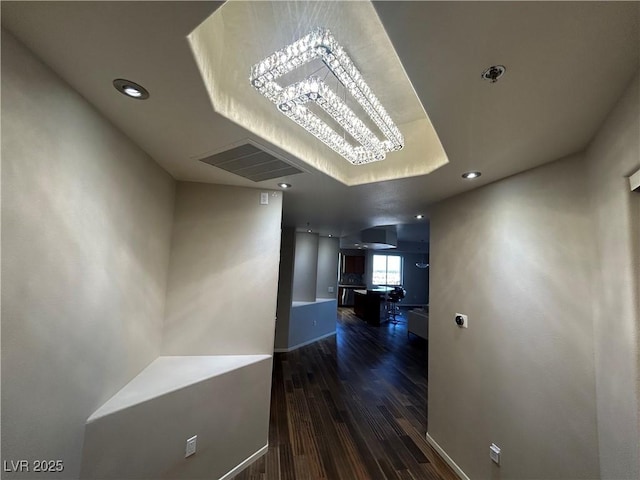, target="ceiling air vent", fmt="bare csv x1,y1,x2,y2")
199,141,304,182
